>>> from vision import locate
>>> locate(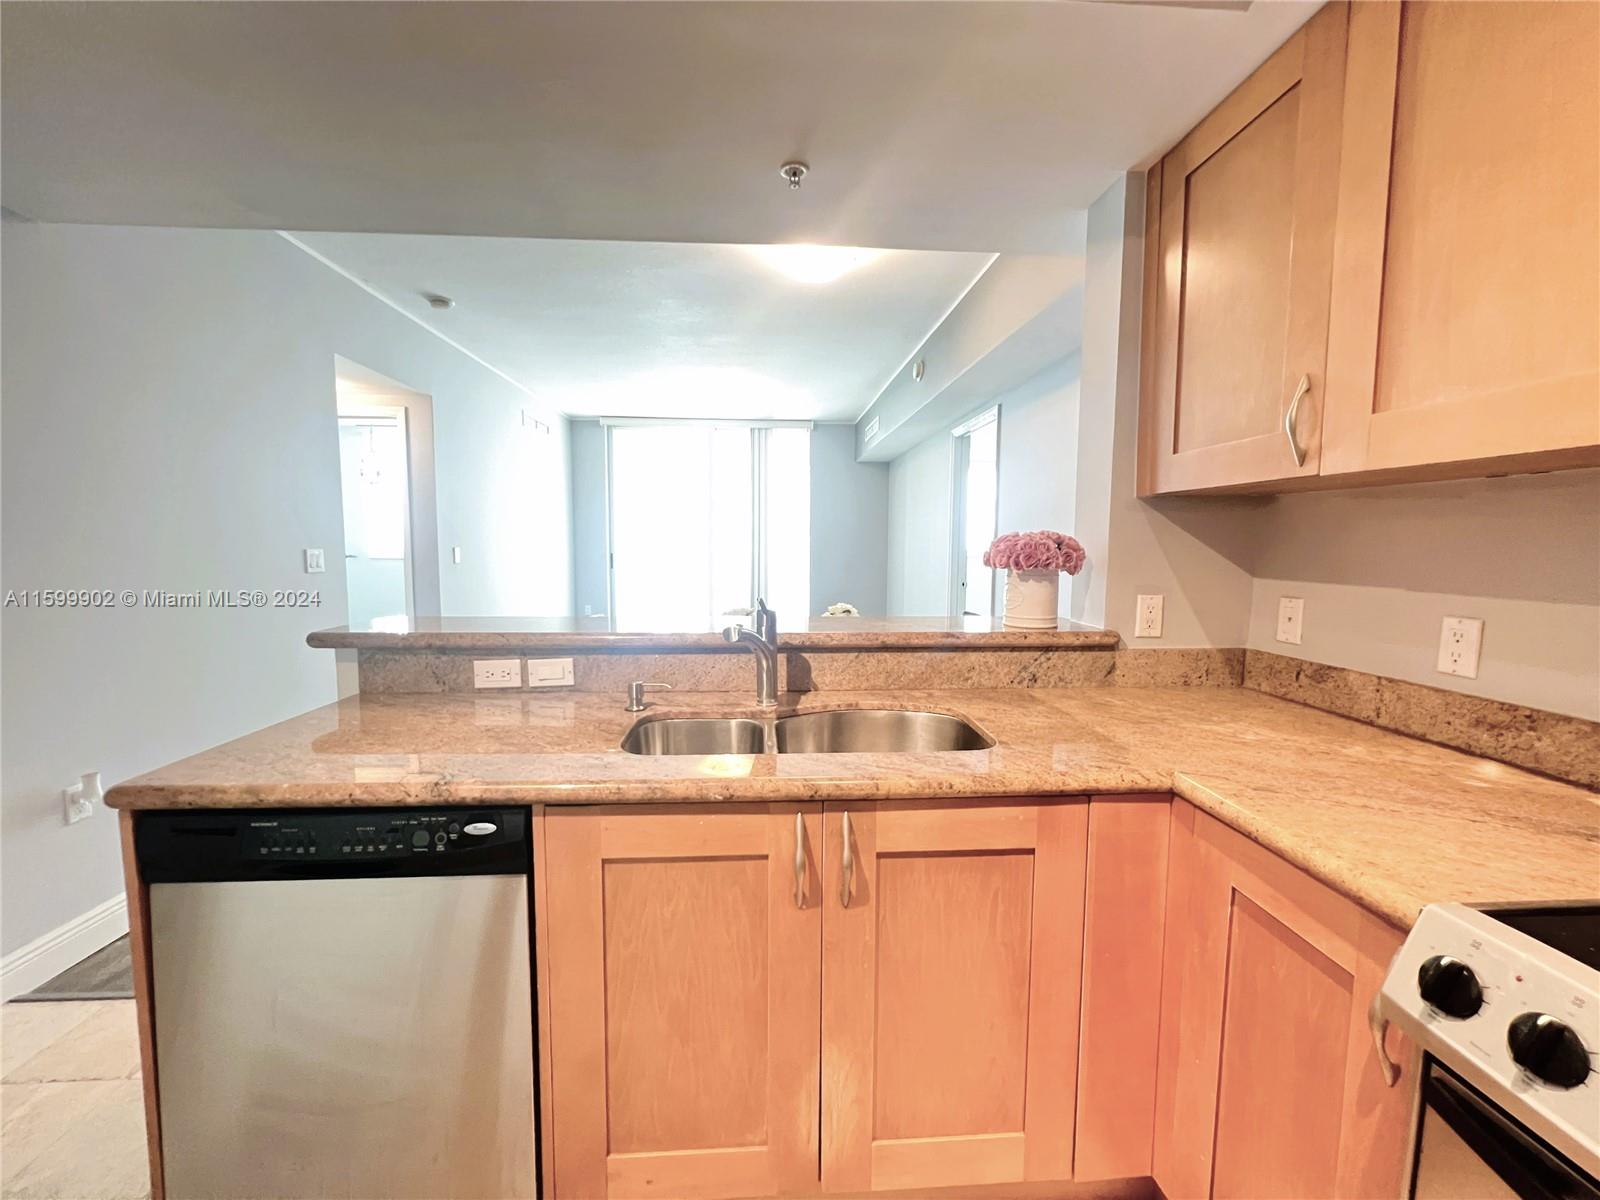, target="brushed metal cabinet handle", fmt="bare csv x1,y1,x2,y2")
1368,993,1401,1087
839,811,854,909
793,811,806,910
1284,374,1310,468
